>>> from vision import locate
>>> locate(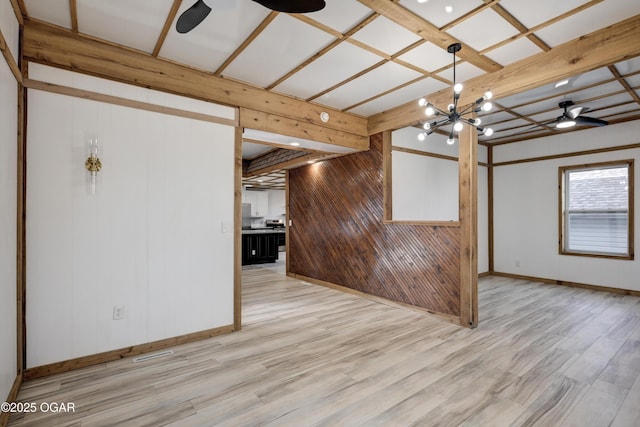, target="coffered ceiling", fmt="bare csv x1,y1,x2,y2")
13,0,640,178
